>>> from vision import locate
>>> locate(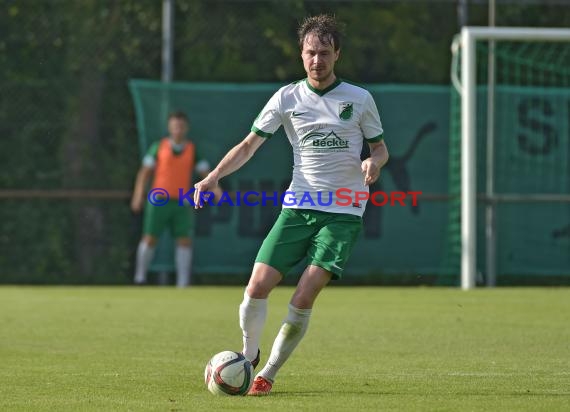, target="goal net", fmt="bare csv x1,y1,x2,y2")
444,27,570,289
